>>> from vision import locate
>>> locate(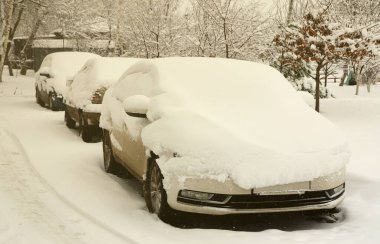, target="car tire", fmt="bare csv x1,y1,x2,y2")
35,88,43,106
102,129,125,175
48,93,58,111
144,159,174,222
80,114,92,142
64,109,76,129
